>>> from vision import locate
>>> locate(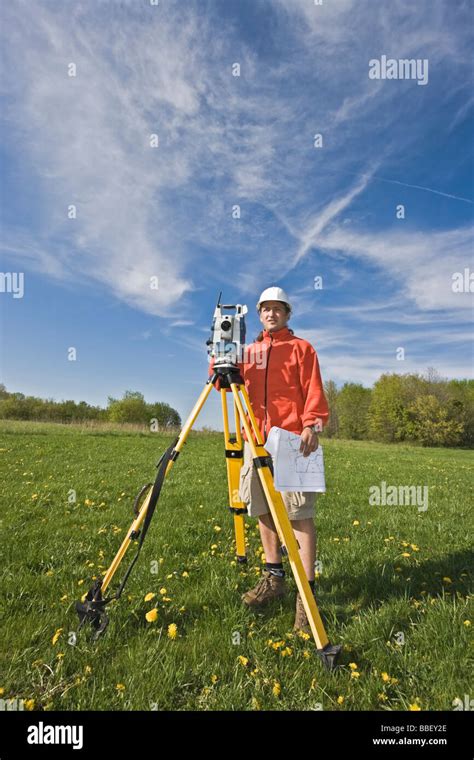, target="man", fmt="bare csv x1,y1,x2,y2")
209,286,329,631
